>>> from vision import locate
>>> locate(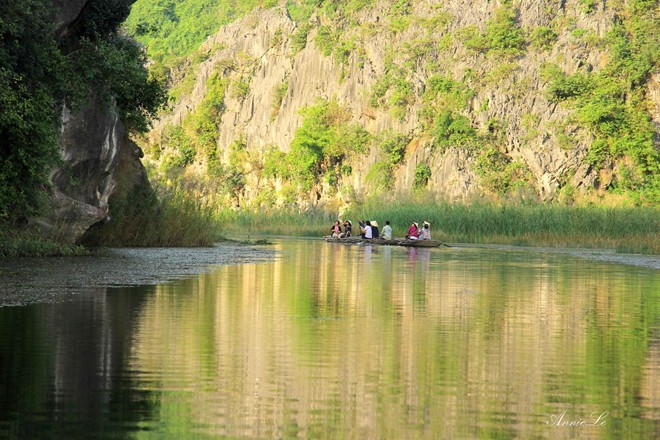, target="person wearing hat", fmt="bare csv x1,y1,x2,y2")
419,221,431,240
406,221,419,239
371,220,380,238
341,220,352,238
